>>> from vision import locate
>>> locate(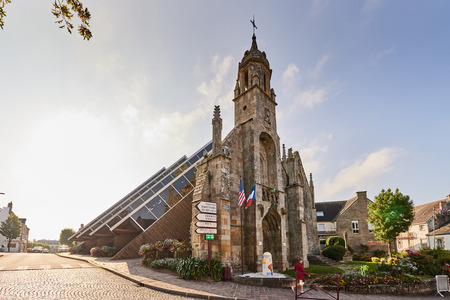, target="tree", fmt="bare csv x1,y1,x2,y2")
0,213,21,252
368,188,414,257
59,228,75,245
0,0,92,40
